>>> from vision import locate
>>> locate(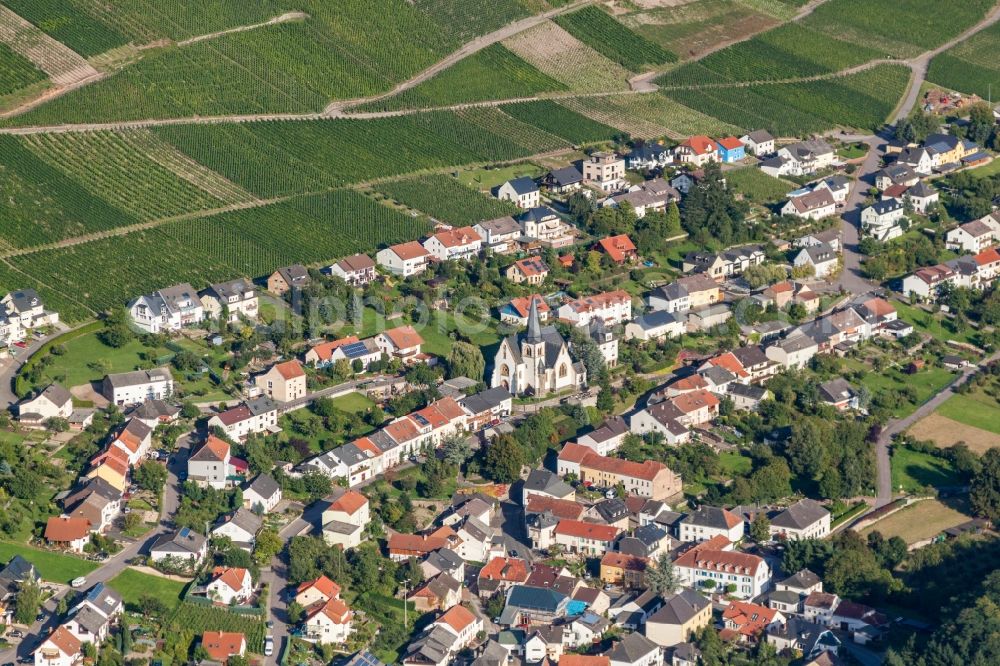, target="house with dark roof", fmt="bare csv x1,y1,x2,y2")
544,165,584,193
767,618,841,659
679,506,743,543
150,527,207,564
769,499,830,540
645,590,712,647
243,473,281,513
500,585,569,626
267,264,310,295
497,176,540,209
606,629,662,666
